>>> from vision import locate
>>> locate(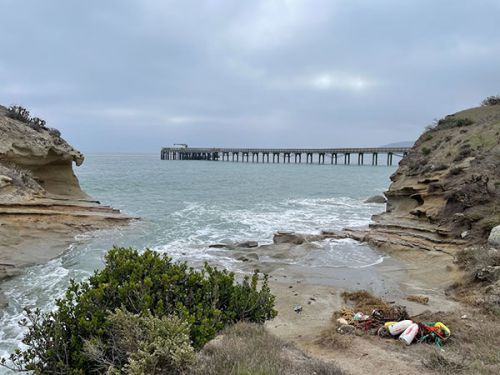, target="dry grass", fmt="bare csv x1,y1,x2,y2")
340,290,389,312
407,295,429,305
450,246,500,315
195,322,345,375
422,350,466,374
315,326,353,350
